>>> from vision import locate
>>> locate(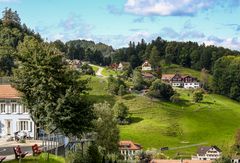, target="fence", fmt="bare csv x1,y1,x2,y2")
40,134,66,157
